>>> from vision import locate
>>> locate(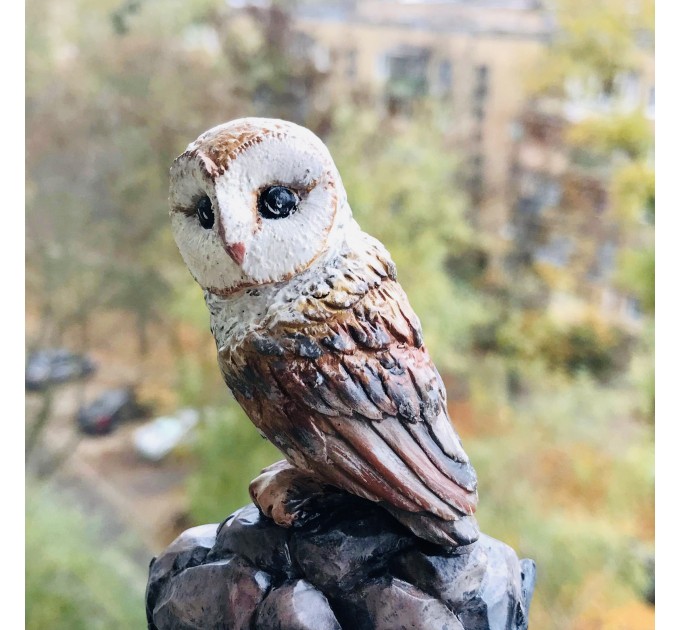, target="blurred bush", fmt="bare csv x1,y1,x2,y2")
487,313,634,382
26,480,147,629
464,359,654,628
187,404,280,524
